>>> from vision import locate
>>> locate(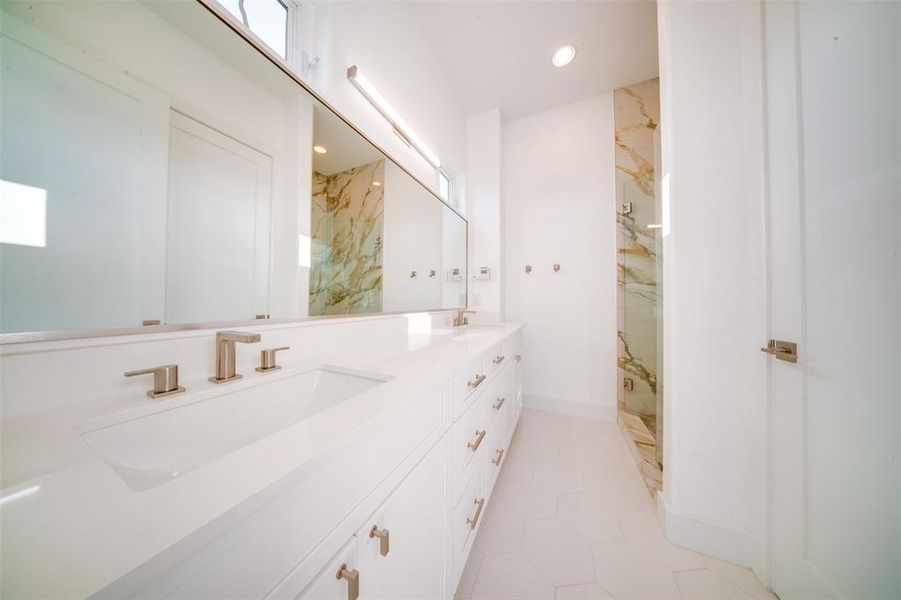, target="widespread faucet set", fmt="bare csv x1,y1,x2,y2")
124,331,286,398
